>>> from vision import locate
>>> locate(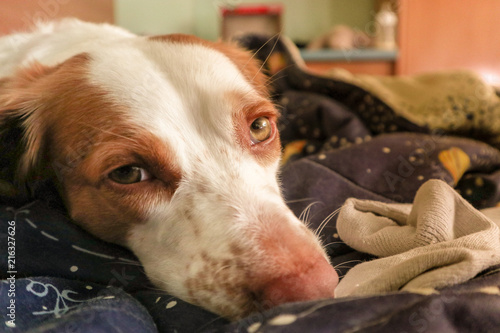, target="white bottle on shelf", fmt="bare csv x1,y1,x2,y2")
375,2,398,50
